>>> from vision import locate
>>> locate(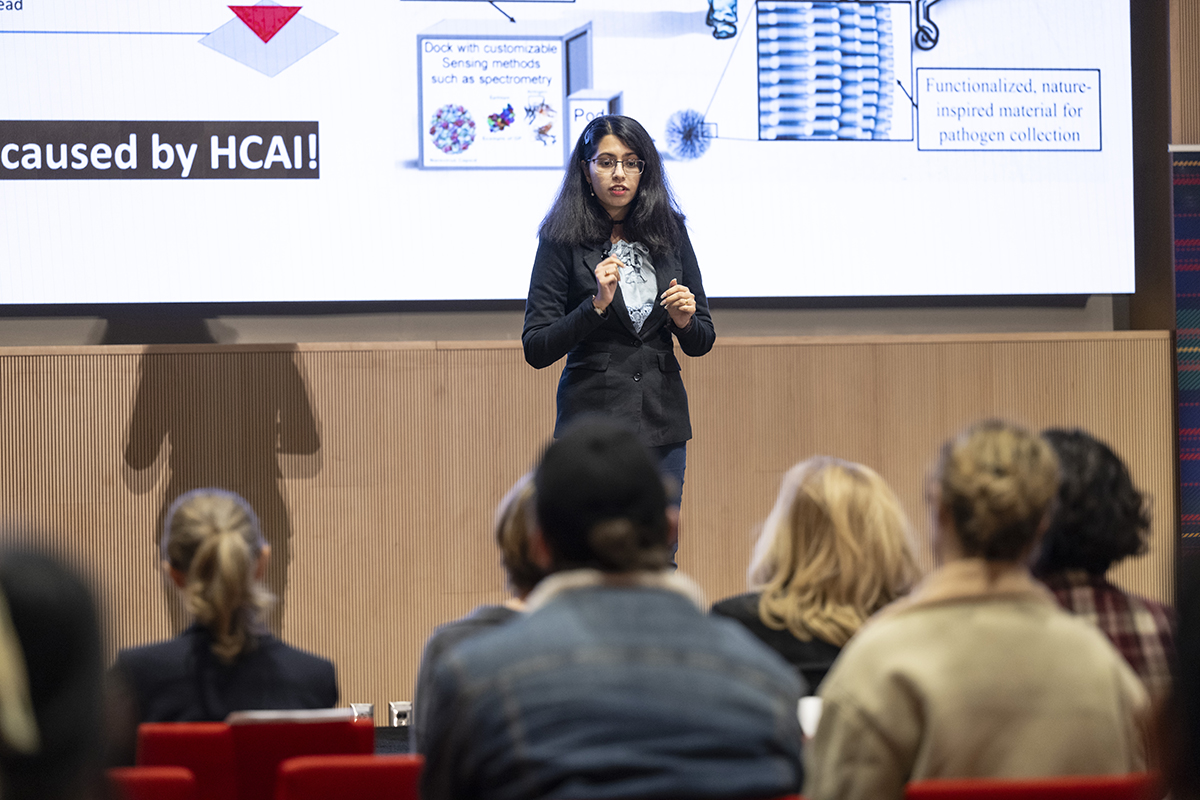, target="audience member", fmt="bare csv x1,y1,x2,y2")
0,548,106,800
1034,428,1174,699
712,457,919,690
112,488,337,722
805,420,1148,800
421,419,804,800
411,473,546,753
1165,555,1200,799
